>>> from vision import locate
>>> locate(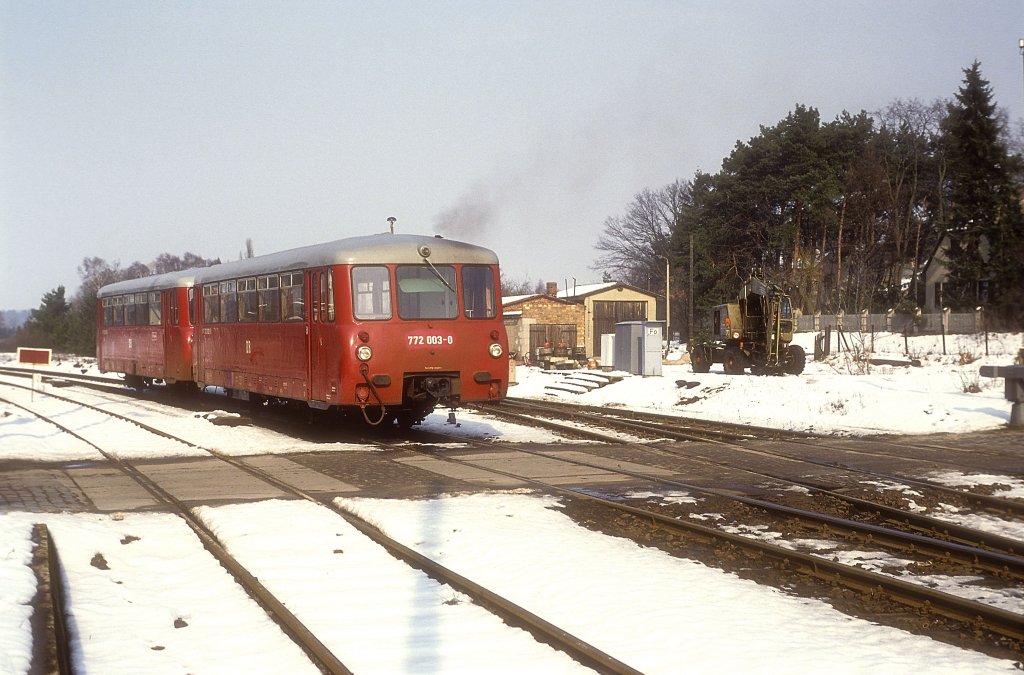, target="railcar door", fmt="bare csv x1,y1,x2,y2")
308,267,338,406
164,288,182,382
